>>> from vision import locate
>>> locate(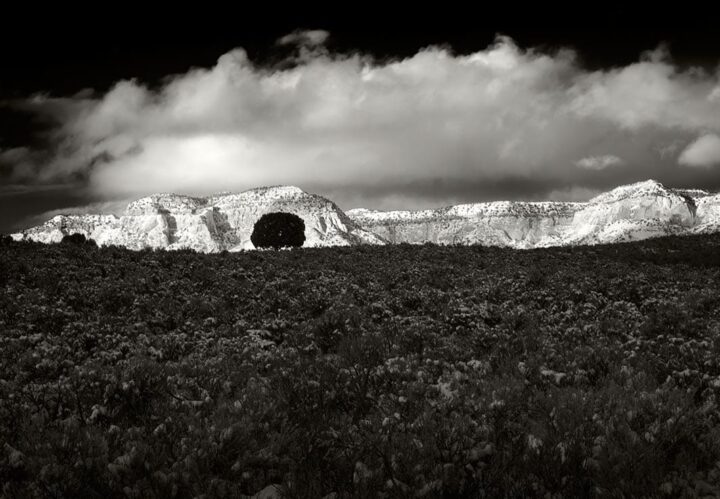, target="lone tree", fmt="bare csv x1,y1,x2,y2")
251,212,305,249
61,233,97,247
